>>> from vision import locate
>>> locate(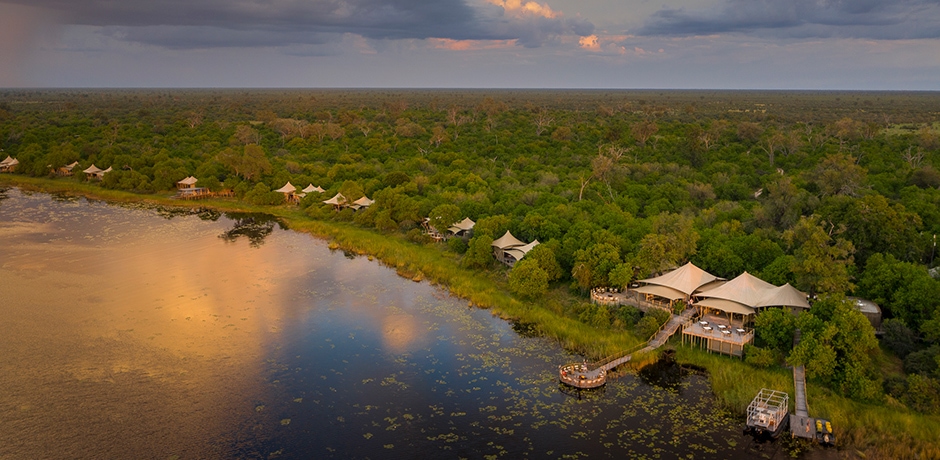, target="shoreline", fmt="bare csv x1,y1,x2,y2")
4,174,940,458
